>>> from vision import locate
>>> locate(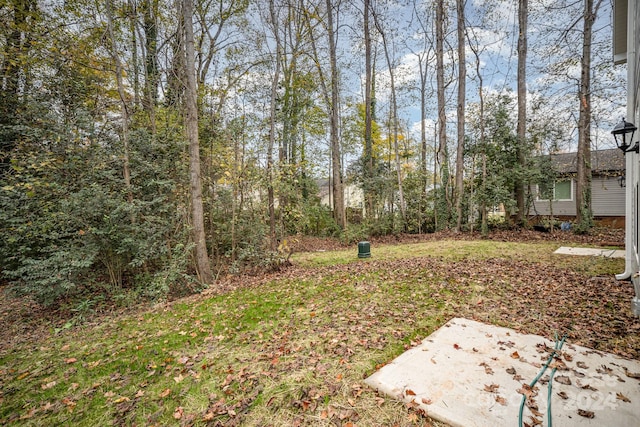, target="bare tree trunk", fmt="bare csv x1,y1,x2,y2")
435,0,448,229
267,0,280,251
576,0,602,231
433,124,439,230
468,27,487,235
515,0,528,225
182,0,213,284
128,0,140,109
454,0,465,232
409,3,434,231
142,0,159,134
372,8,405,223
325,0,345,229
363,0,374,218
